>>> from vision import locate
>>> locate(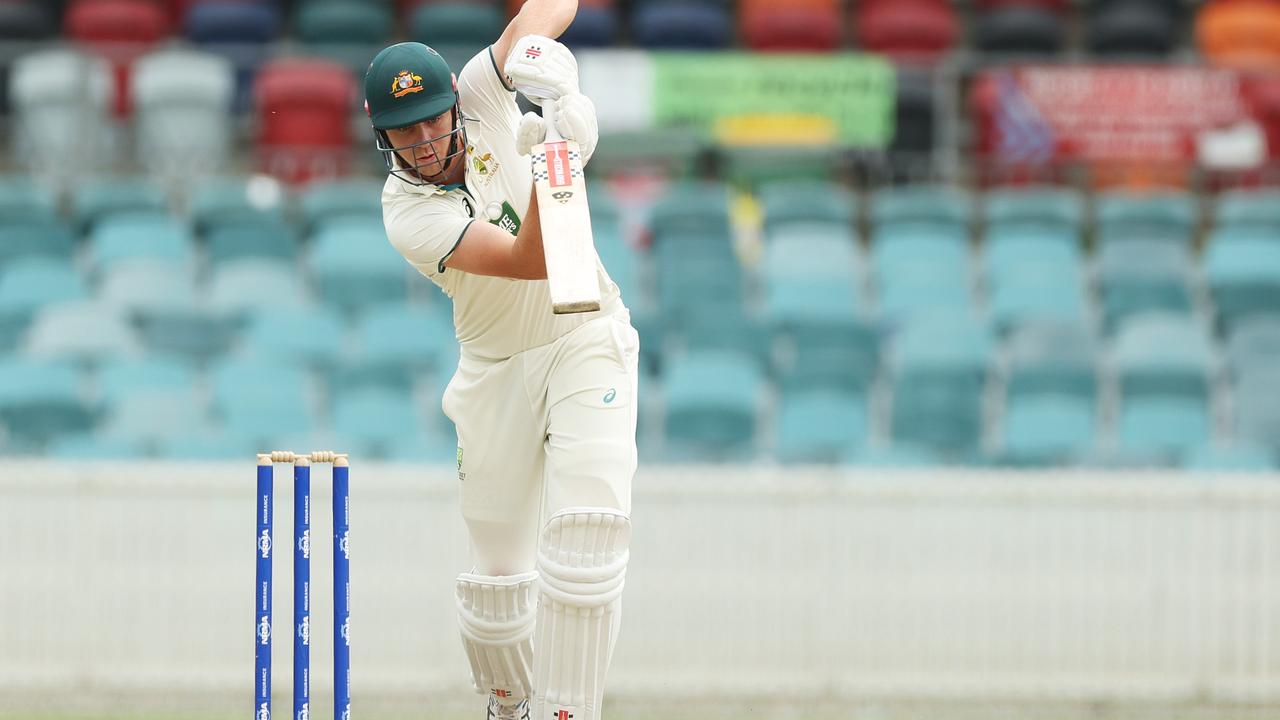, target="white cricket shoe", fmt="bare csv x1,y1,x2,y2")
486,694,529,720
